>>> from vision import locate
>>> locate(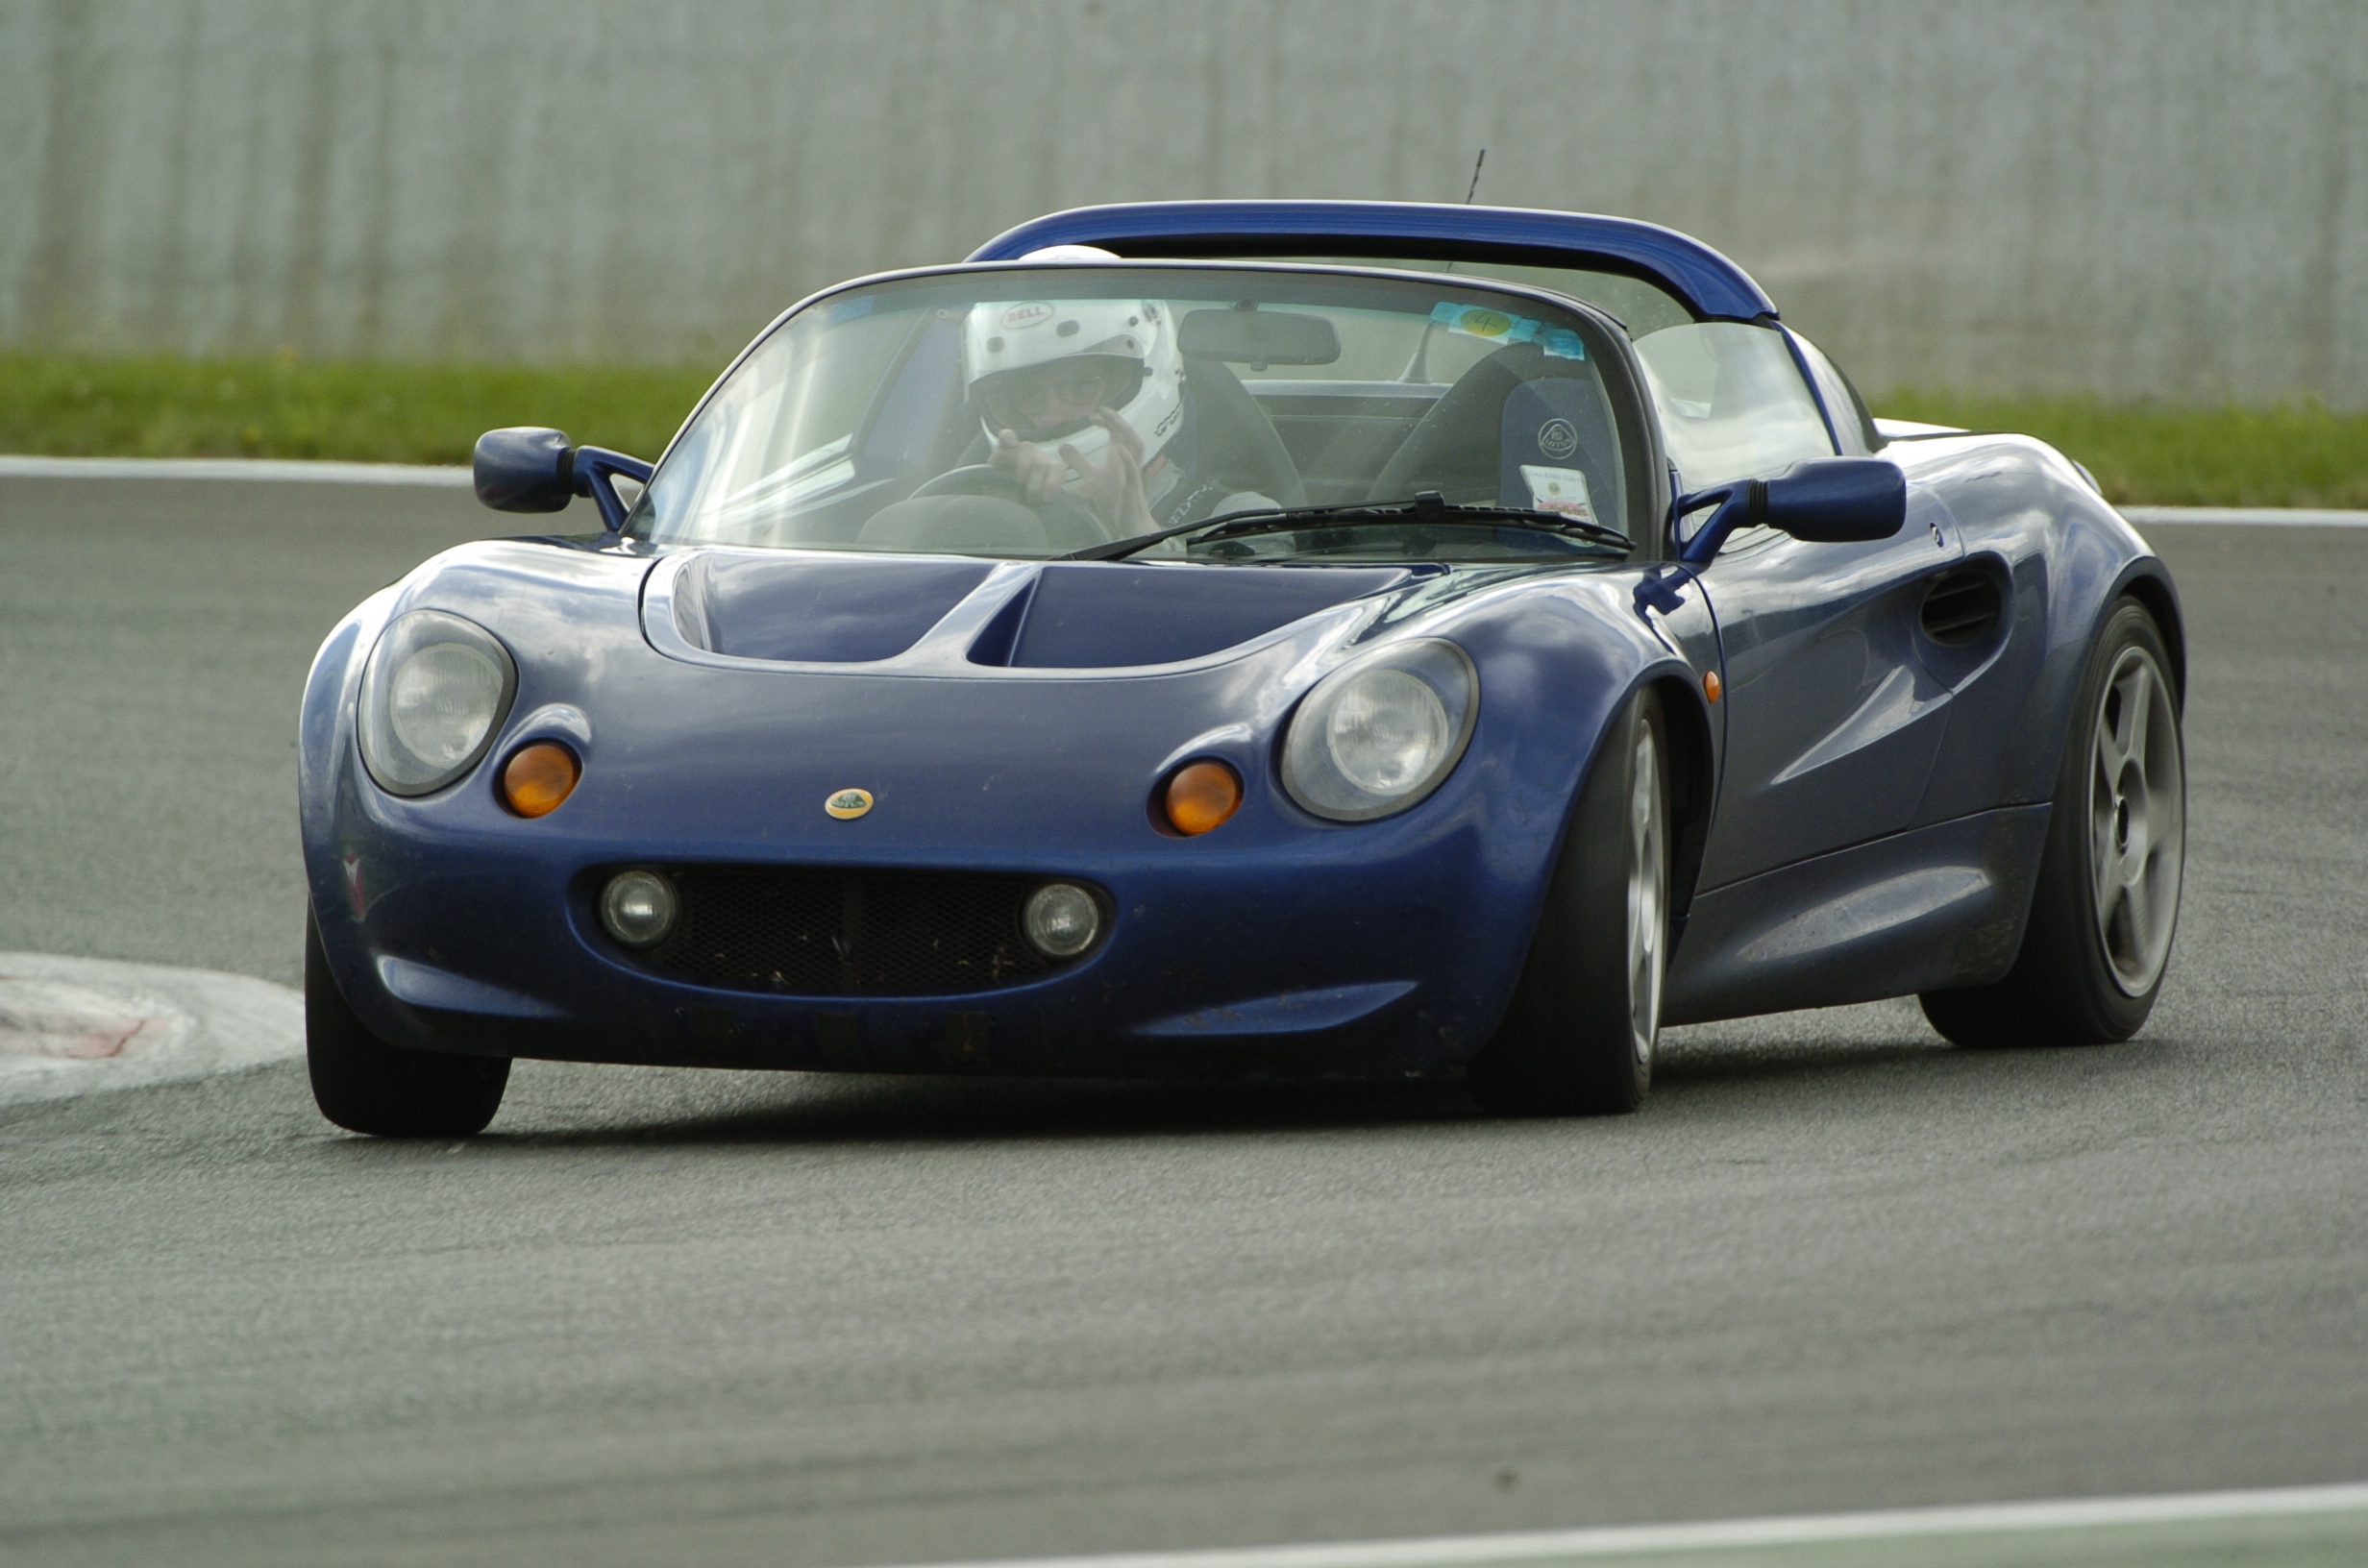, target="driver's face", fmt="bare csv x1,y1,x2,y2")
989,359,1130,437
